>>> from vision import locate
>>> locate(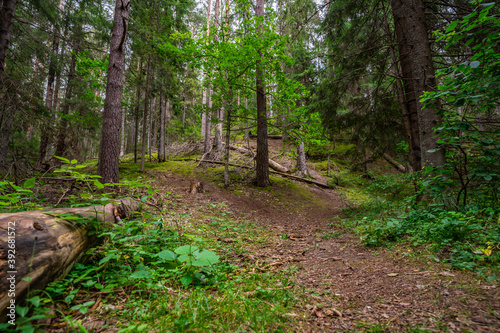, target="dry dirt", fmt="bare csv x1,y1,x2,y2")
150,139,500,332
